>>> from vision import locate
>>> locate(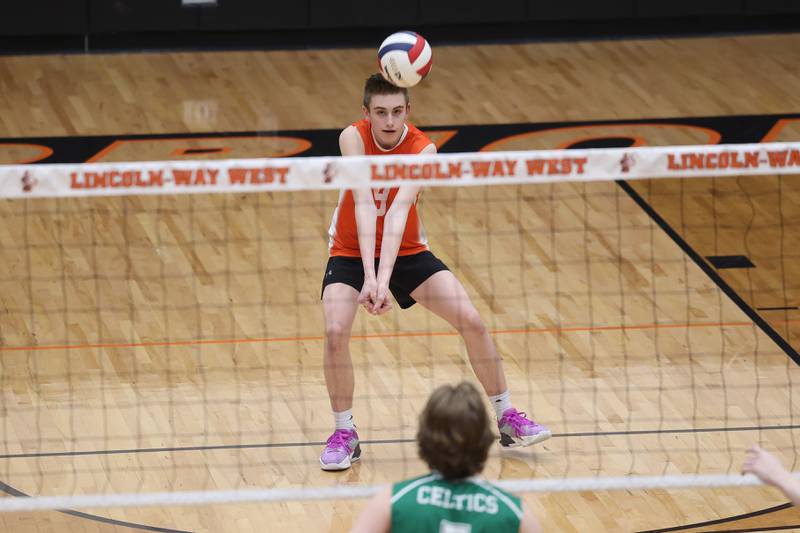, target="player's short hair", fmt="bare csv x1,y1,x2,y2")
417,381,495,480
363,73,409,108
